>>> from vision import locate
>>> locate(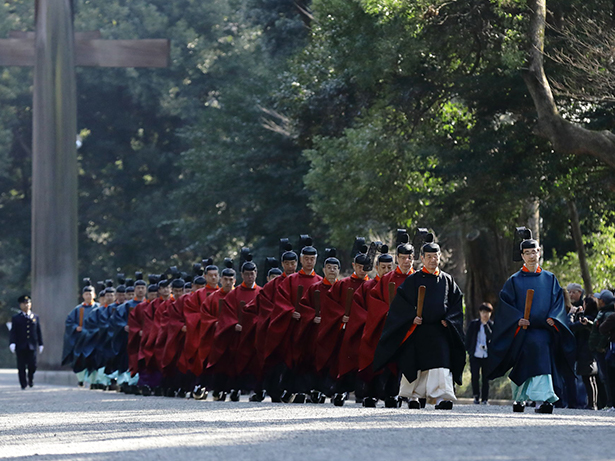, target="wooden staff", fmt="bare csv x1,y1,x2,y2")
238,300,245,326
216,298,224,318
417,285,426,318
388,282,396,307
78,306,84,328
342,287,354,329
295,285,304,311
314,290,321,318
523,289,534,330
